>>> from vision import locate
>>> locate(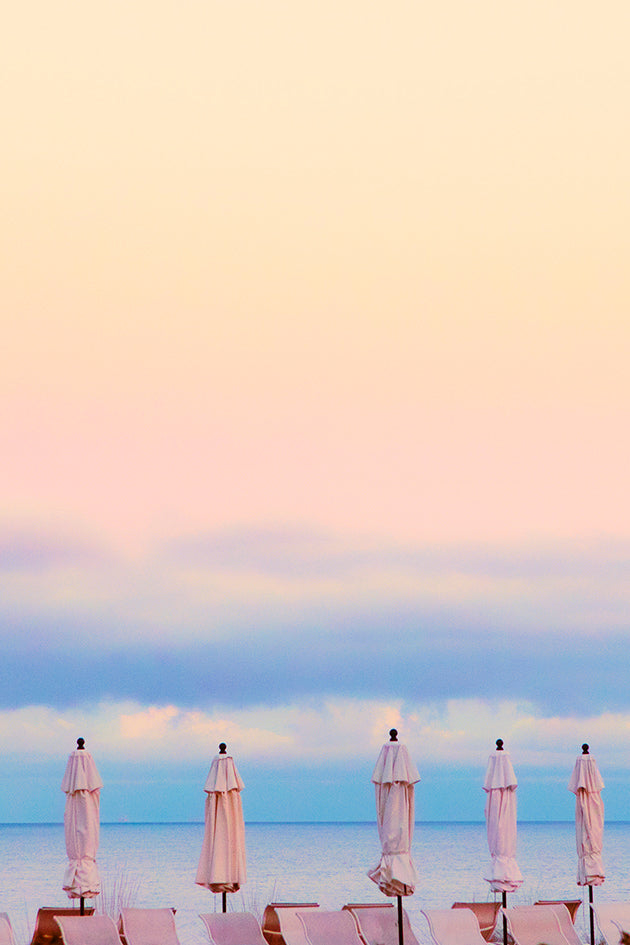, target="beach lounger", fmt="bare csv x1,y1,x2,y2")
119,909,179,945
502,905,574,945
200,912,268,945
452,902,501,942
535,902,582,924
342,903,421,945
262,903,320,945
525,904,584,945
421,908,487,945
56,915,124,945
296,910,363,945
30,908,95,945
592,903,630,945
0,914,15,945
